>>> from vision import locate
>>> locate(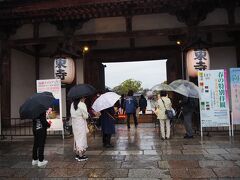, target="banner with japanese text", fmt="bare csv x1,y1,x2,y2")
198,69,230,127
37,79,63,131
230,68,240,125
